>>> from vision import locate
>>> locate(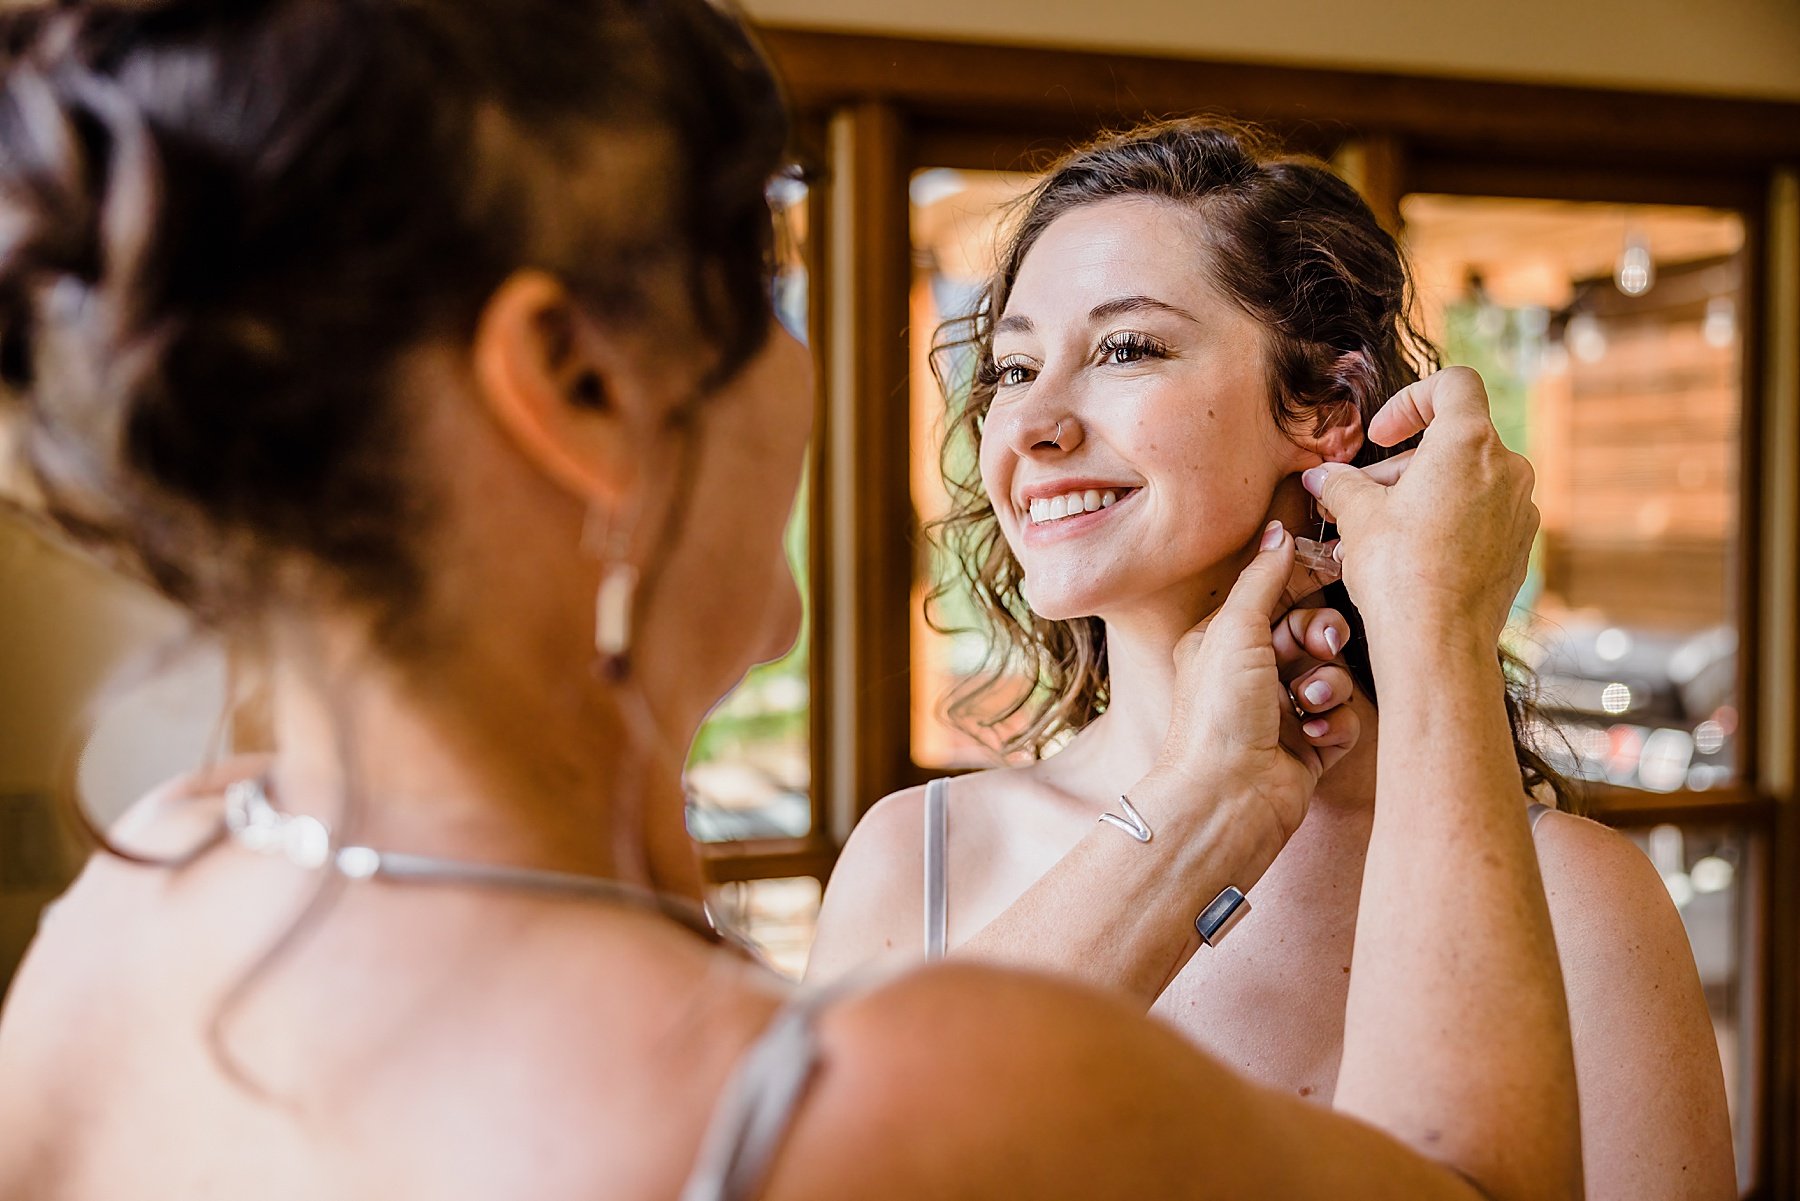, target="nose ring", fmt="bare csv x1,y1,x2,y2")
1052,420,1064,448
